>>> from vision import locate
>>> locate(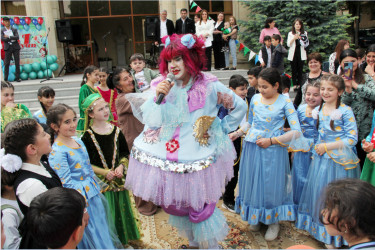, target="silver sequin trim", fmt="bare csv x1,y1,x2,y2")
131,146,216,173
